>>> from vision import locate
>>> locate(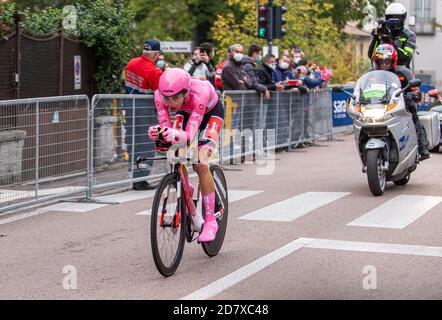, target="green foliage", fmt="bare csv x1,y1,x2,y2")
76,0,135,93
211,0,371,84
10,0,90,11
21,7,62,34
3,0,135,94
0,2,16,37
317,0,389,29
